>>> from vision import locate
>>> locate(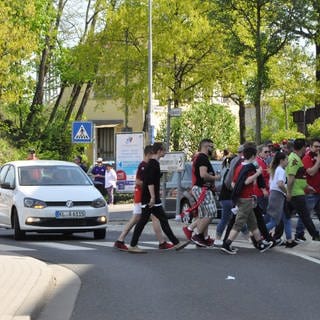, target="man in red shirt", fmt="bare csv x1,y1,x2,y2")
254,144,270,210
221,142,273,254
296,138,320,241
